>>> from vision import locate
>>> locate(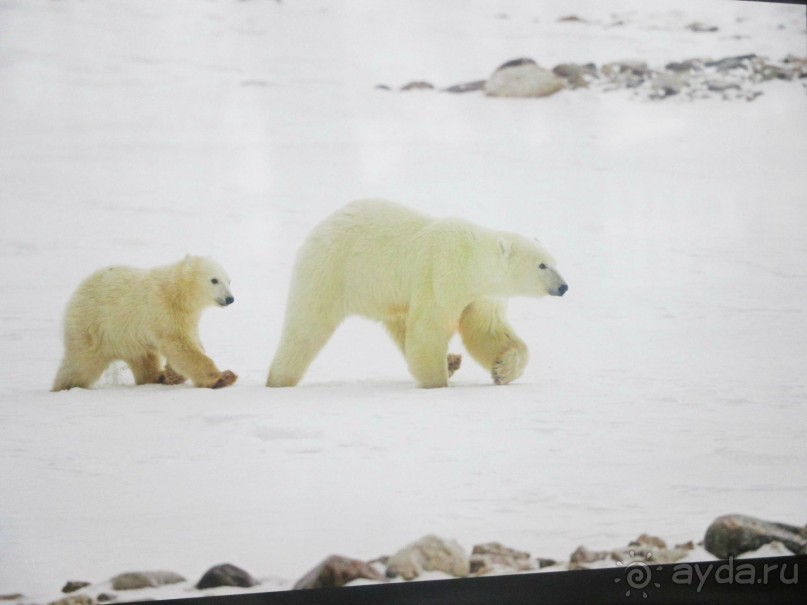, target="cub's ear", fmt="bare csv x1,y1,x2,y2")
497,237,513,258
